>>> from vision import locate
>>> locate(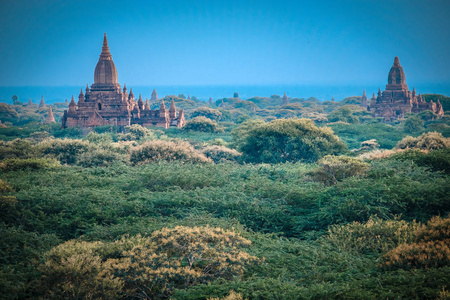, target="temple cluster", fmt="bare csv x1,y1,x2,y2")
62,34,185,129
361,57,444,121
